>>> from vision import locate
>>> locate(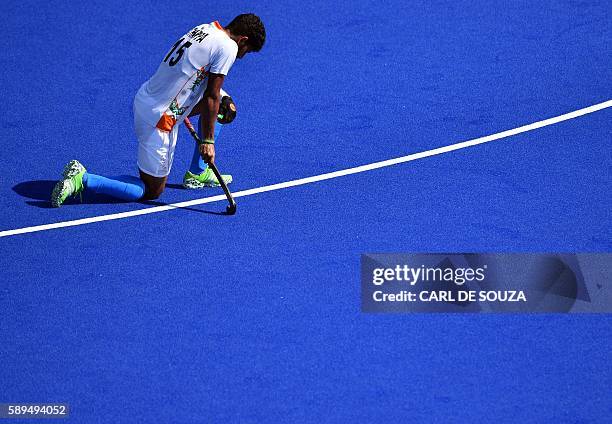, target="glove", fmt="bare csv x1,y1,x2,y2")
217,95,237,124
